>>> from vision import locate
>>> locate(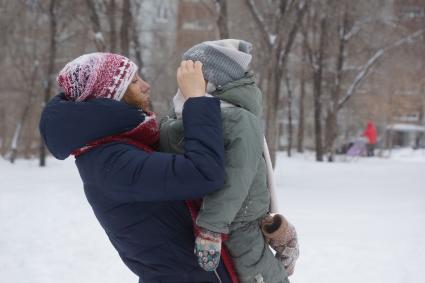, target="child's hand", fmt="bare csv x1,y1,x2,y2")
176,60,205,100
194,227,222,271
